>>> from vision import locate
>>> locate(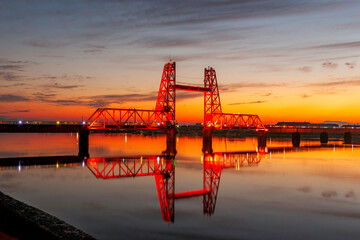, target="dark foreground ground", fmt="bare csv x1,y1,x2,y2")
0,192,96,240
